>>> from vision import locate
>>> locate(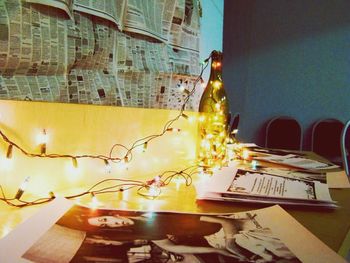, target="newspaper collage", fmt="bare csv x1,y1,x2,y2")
0,0,201,110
